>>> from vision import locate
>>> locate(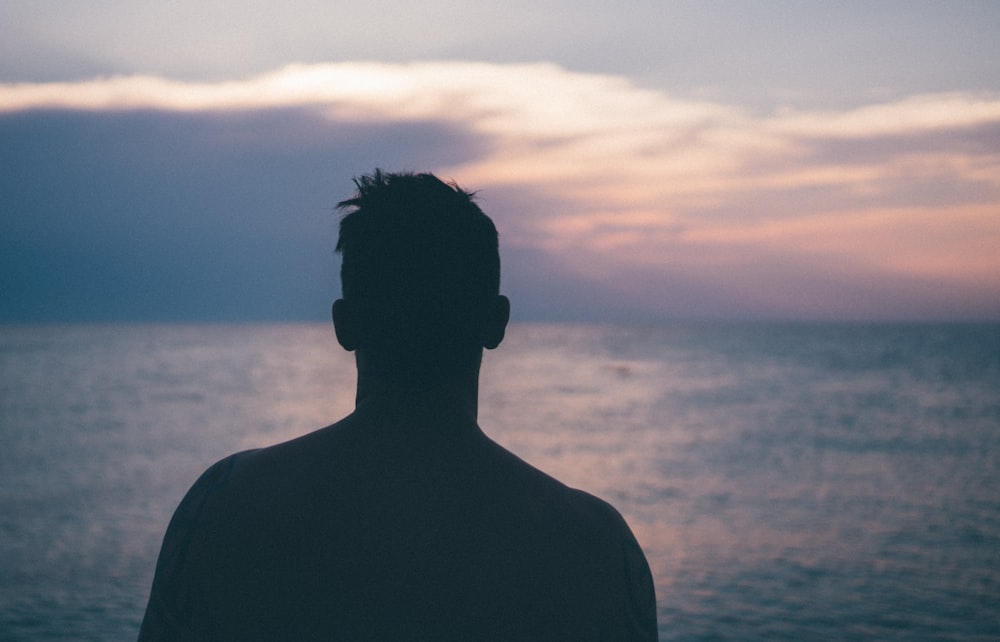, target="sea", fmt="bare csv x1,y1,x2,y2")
1,322,998,641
